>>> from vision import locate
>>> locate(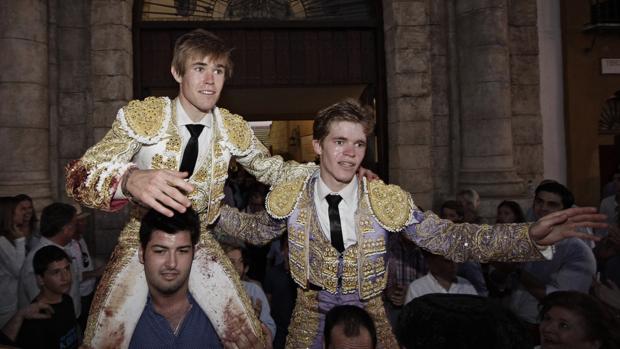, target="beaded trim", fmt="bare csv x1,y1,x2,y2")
118,97,171,145
364,178,415,232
